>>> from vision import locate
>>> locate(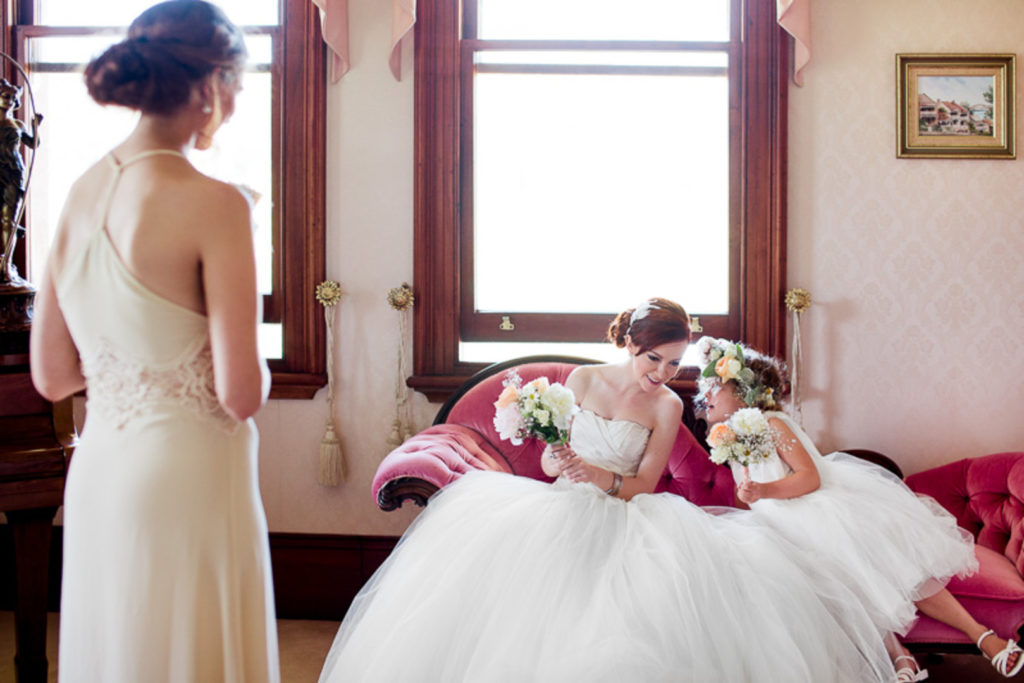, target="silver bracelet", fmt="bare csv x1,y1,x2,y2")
604,472,623,497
